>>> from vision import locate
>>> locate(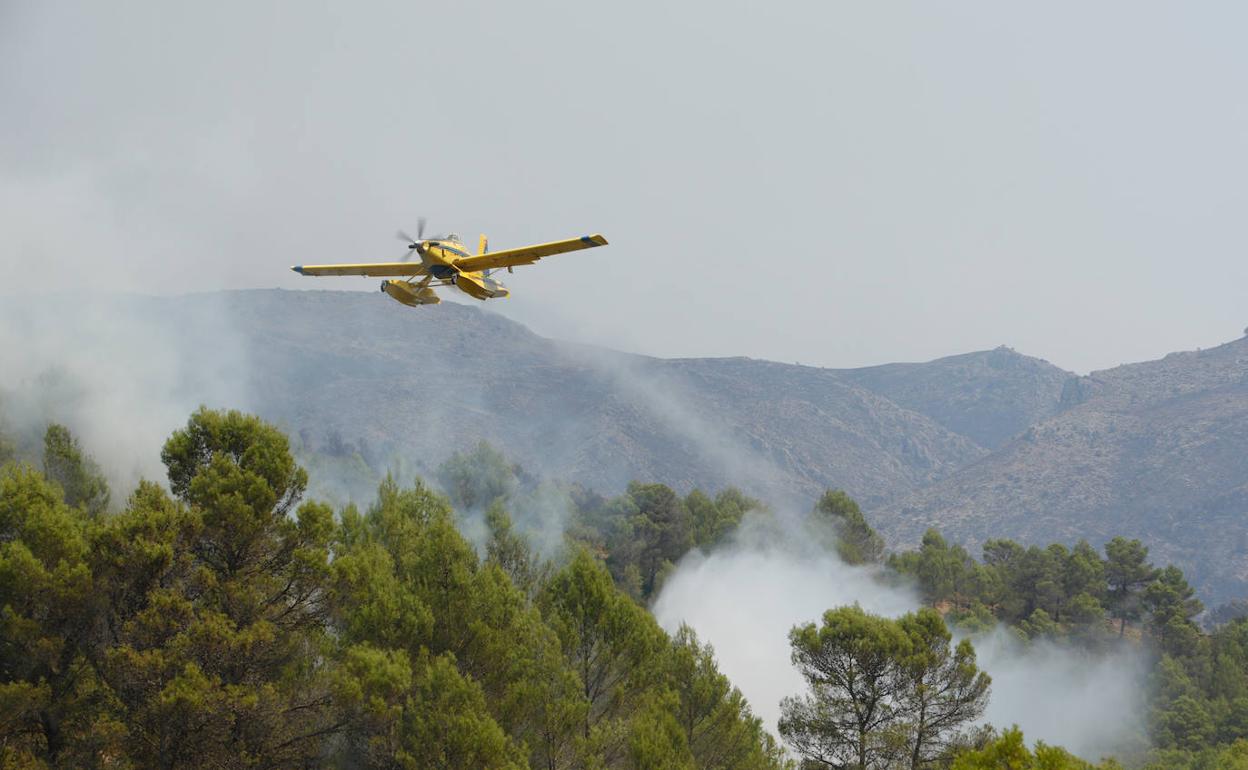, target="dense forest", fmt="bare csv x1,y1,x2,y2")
2,409,1248,768
0,410,782,769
